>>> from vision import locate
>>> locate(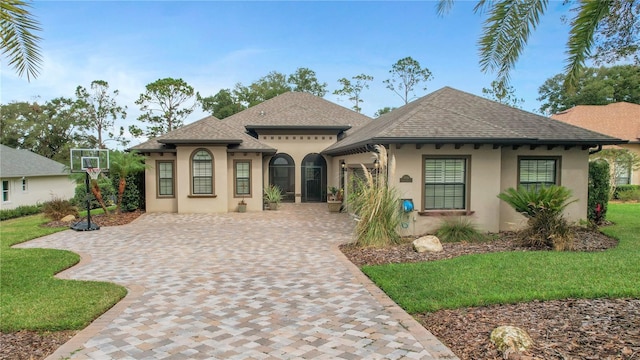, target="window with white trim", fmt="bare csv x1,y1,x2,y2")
518,157,559,191
424,157,467,210
192,150,213,194
234,160,251,196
